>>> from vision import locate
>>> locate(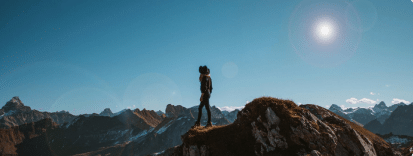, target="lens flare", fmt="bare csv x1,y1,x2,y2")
289,0,362,67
